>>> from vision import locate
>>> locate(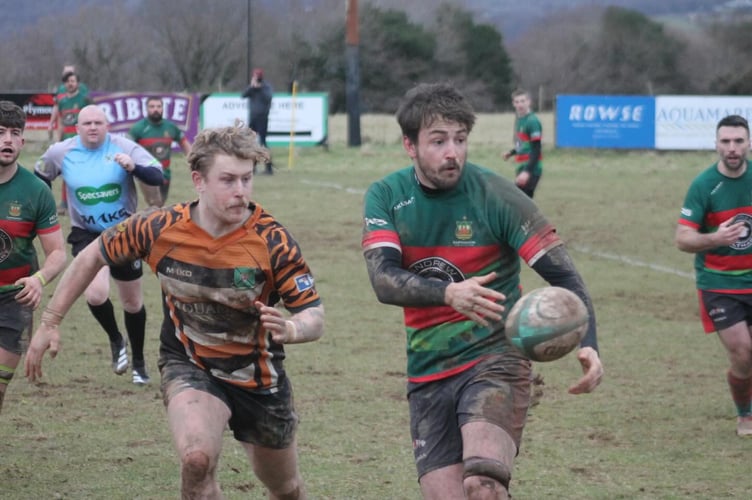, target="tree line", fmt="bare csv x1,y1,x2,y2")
3,0,751,113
